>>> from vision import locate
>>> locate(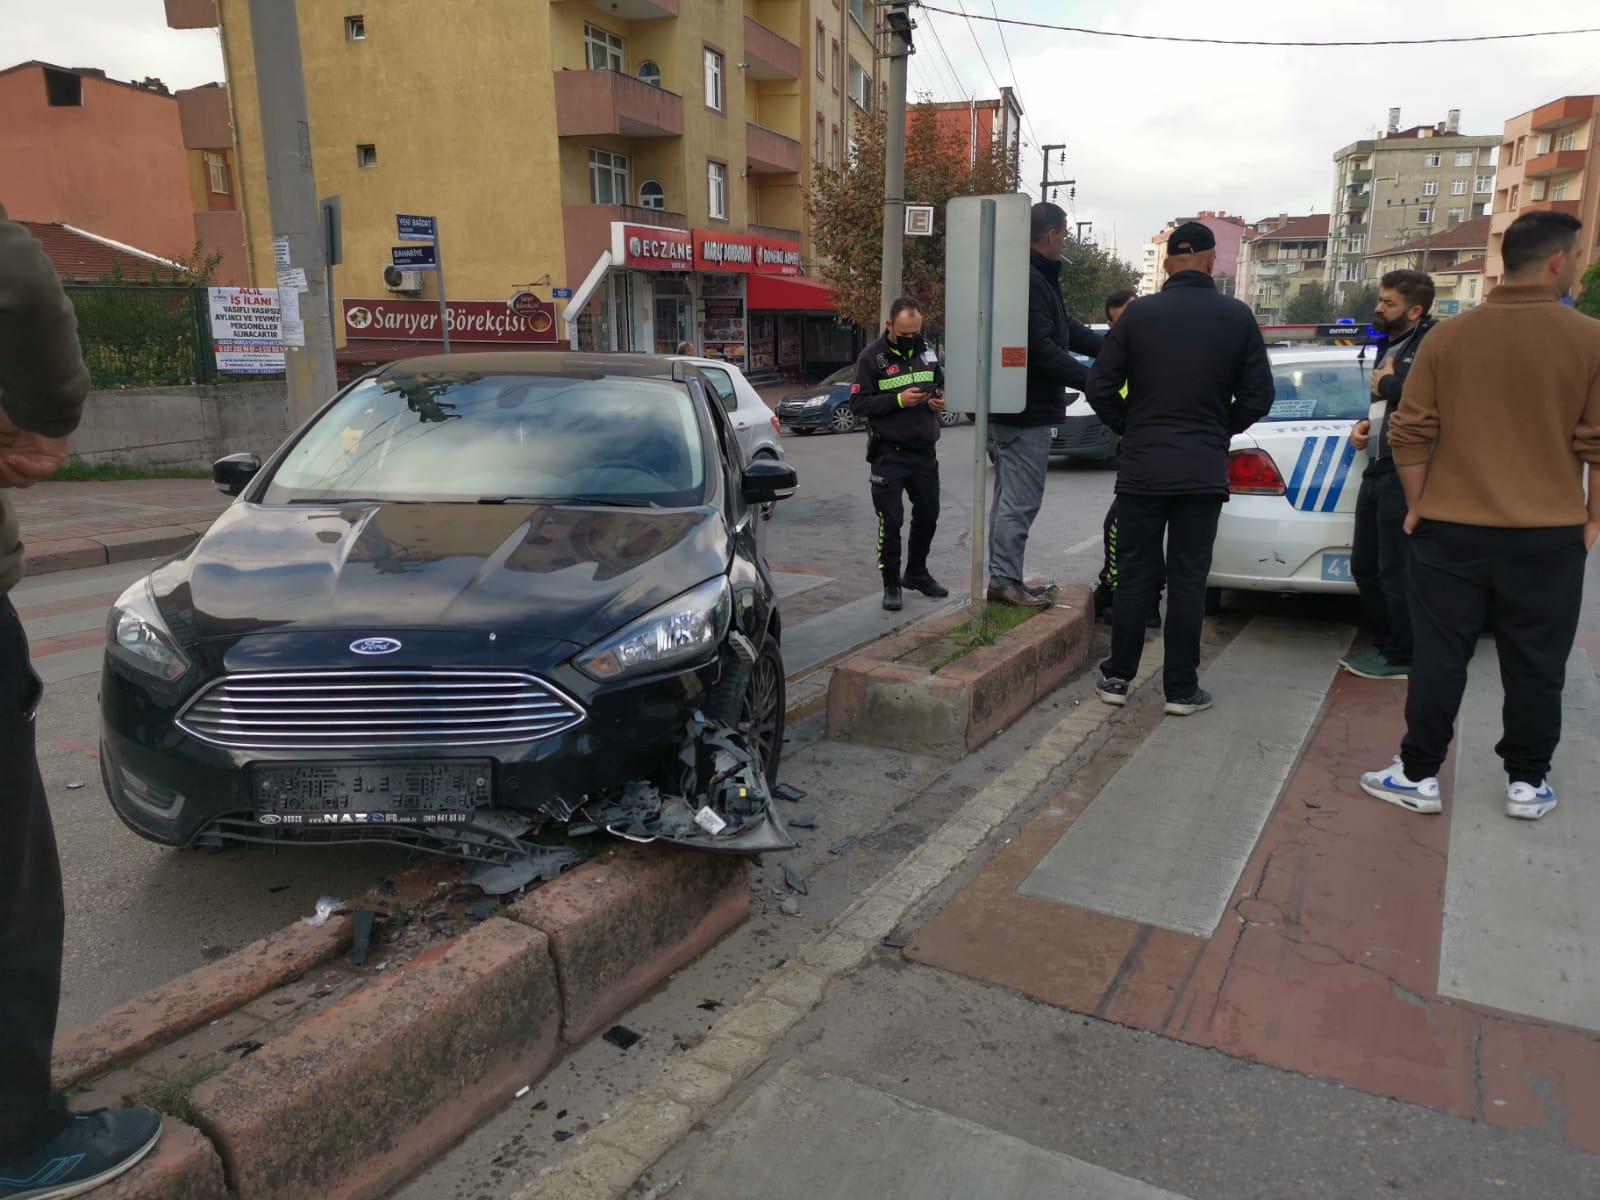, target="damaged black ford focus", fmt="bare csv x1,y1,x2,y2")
99,354,799,891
